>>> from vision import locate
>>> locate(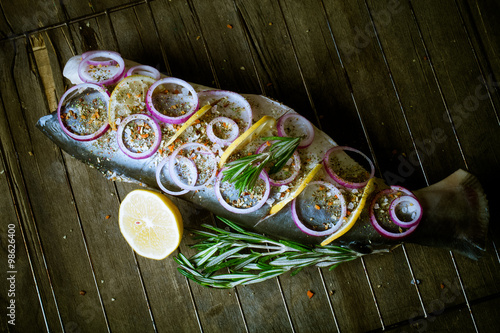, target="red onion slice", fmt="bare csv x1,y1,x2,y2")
116,114,162,159
57,83,110,141
369,187,420,239
168,143,217,190
206,116,239,147
291,181,347,237
256,141,301,186
156,156,197,196
146,78,198,124
215,169,270,214
78,51,125,86
323,146,375,189
82,50,120,67
389,195,422,228
126,65,161,80
197,90,253,133
277,113,314,148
